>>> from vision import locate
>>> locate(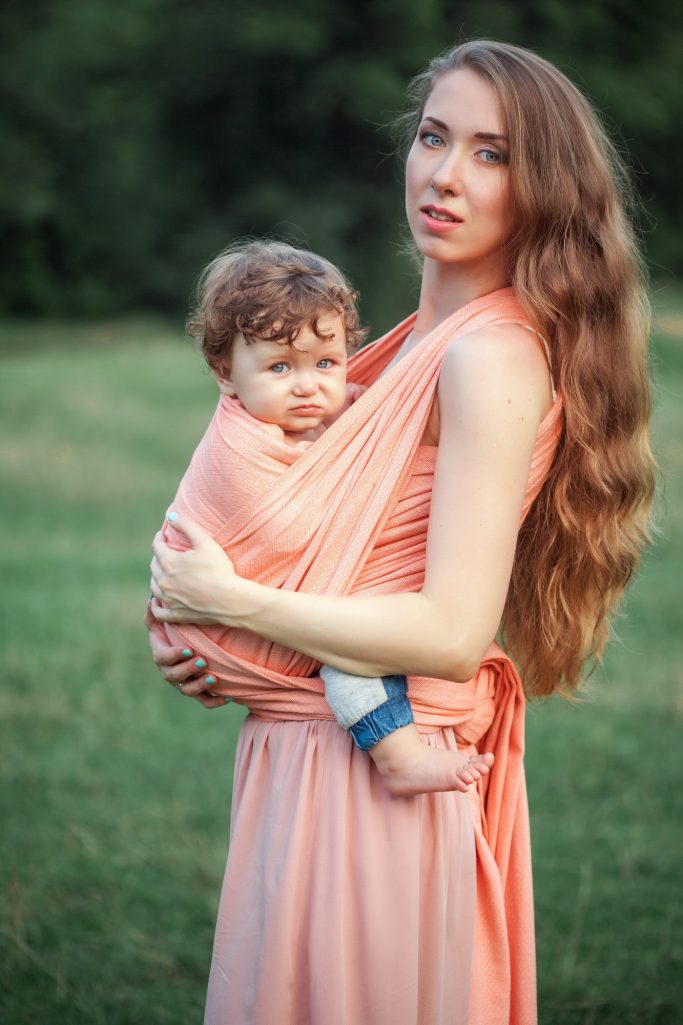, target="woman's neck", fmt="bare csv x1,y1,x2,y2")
412,258,510,339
